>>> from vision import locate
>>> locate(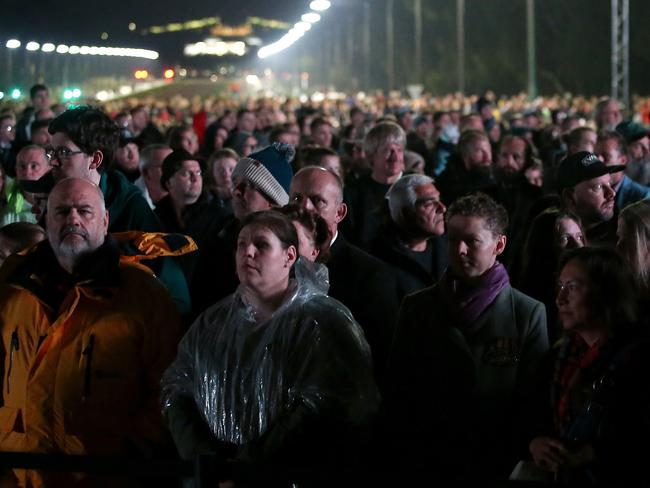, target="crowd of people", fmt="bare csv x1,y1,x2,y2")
0,82,648,486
